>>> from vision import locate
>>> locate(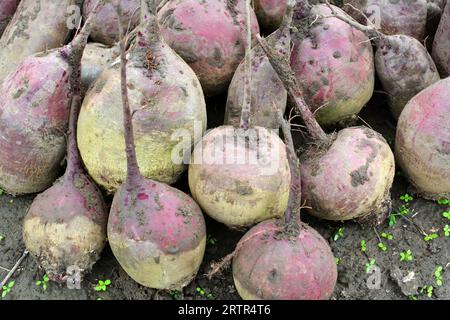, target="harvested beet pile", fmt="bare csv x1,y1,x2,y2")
0,0,449,301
